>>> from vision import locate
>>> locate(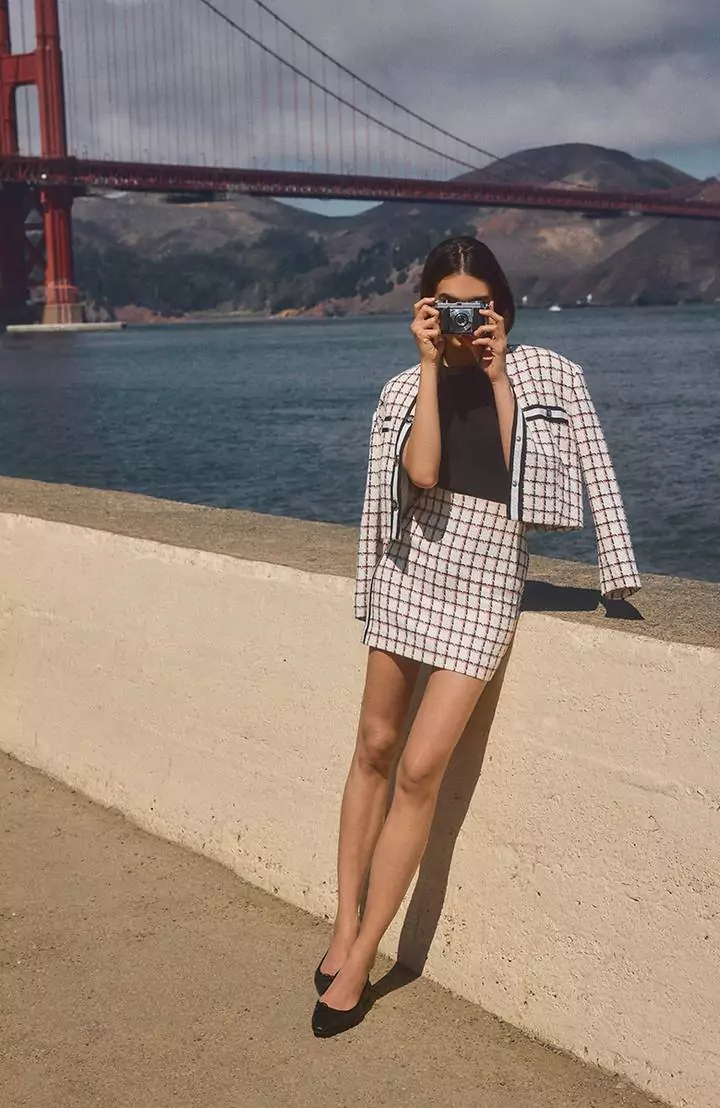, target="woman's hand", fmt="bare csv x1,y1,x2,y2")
470,301,508,382
411,297,445,368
